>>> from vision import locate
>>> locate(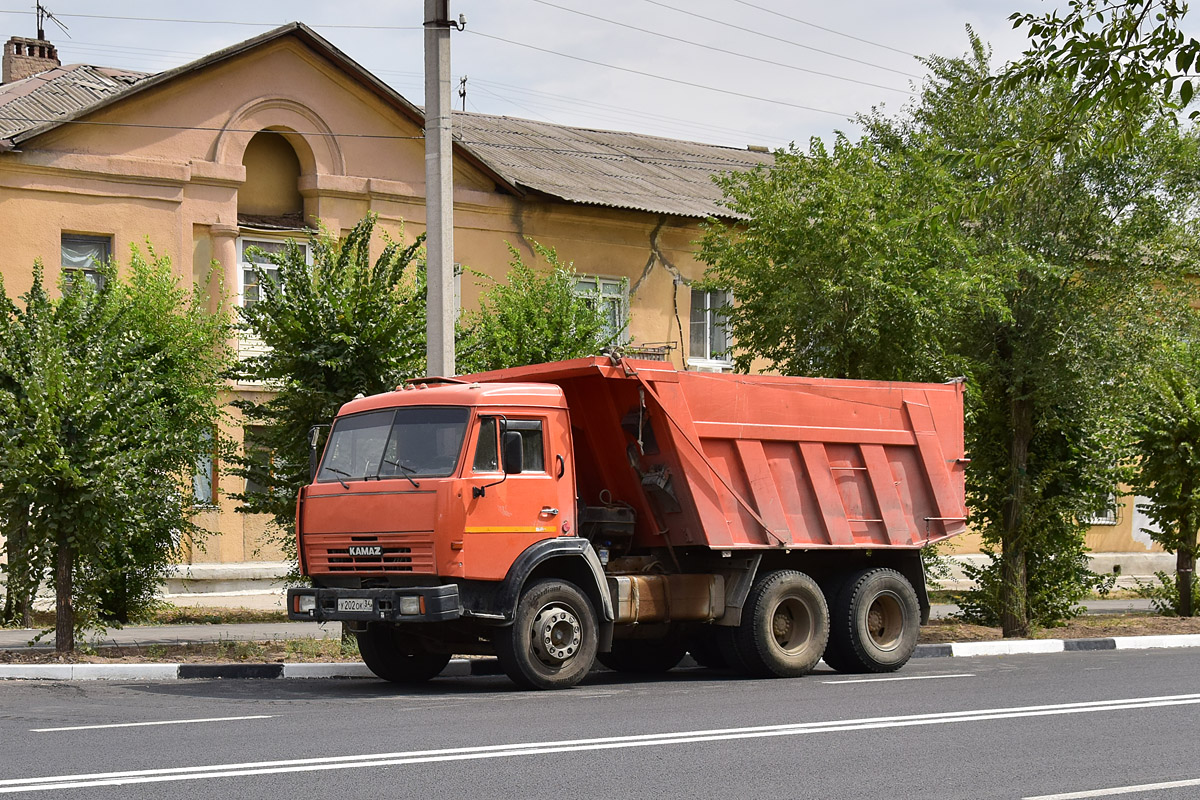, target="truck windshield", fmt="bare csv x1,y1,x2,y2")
318,406,470,483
